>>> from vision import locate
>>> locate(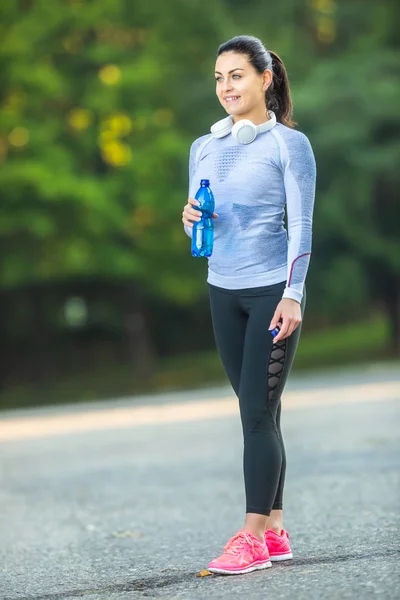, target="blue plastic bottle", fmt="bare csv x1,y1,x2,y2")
191,179,215,258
